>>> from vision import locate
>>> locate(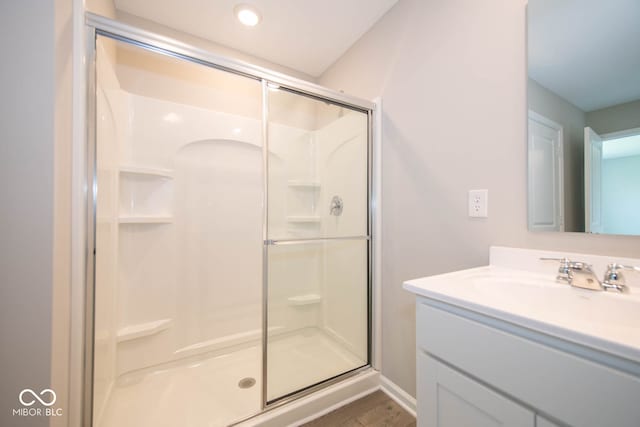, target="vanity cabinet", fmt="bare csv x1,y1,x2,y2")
415,298,640,427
